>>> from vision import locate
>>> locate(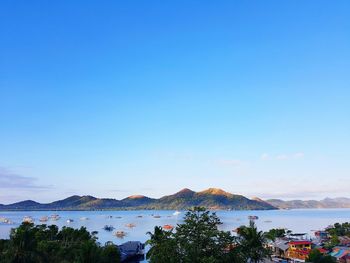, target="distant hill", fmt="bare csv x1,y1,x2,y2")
265,197,350,209
0,188,276,211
